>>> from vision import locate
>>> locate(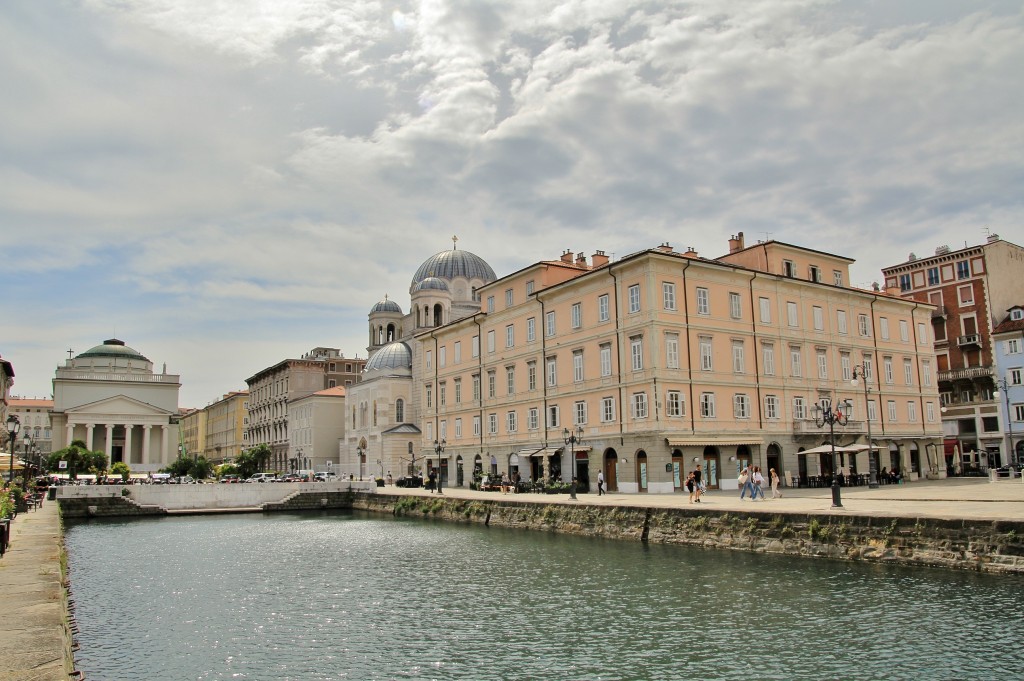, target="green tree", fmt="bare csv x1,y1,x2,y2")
47,440,106,480
189,456,213,480
111,461,130,481
163,457,192,477
234,444,272,479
